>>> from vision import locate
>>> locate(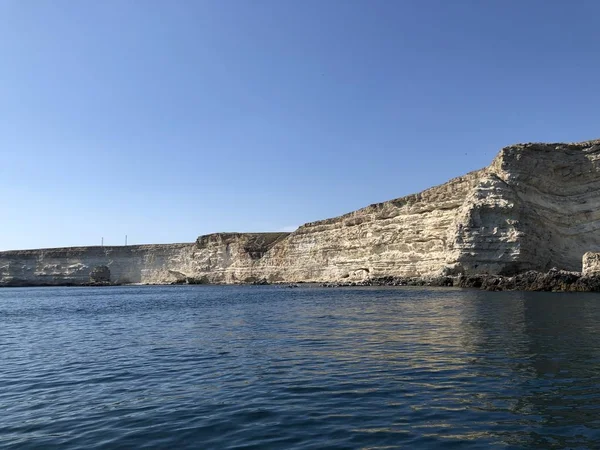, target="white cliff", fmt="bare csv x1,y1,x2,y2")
0,244,195,286
3,139,600,286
